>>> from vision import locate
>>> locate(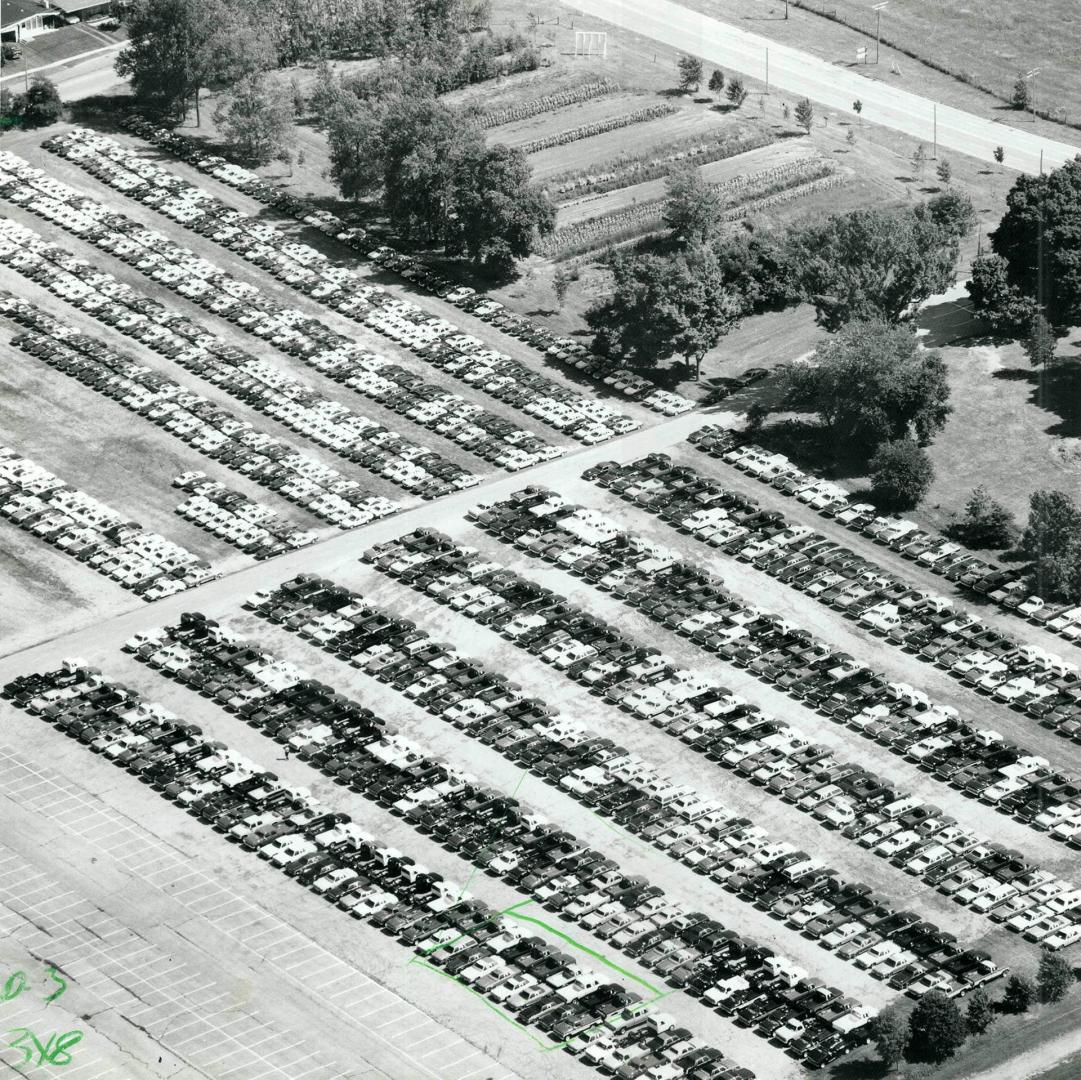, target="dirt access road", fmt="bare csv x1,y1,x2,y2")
568,0,1081,174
